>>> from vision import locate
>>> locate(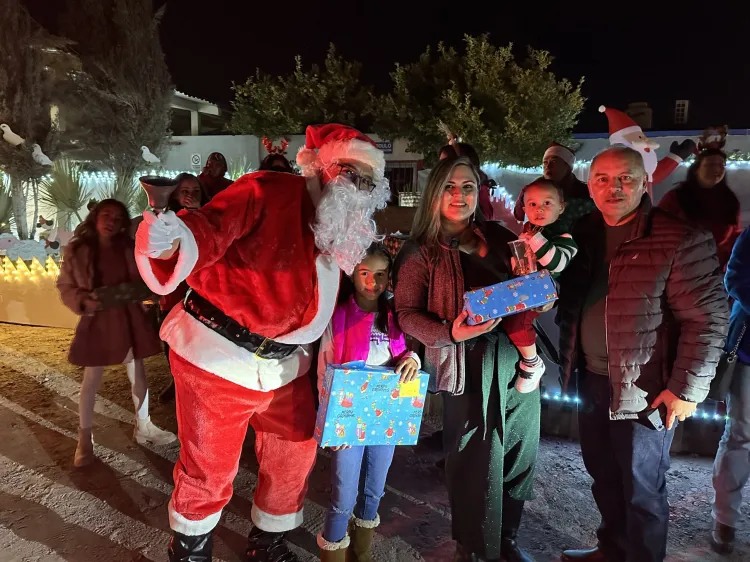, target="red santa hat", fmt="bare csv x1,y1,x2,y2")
599,105,643,143
543,142,575,169
296,124,386,182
